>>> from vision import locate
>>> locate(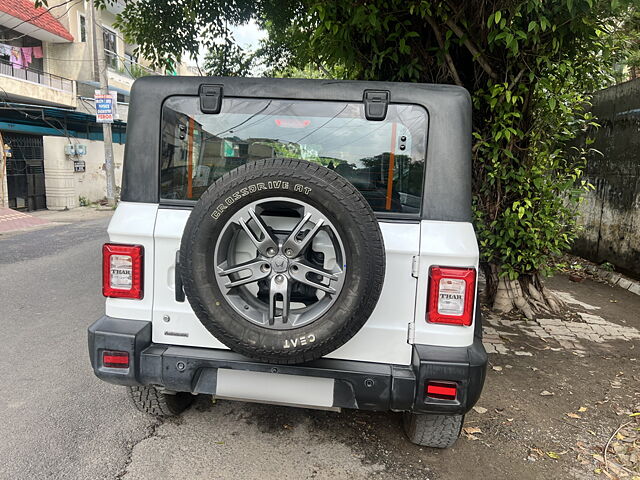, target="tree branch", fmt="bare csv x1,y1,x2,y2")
316,62,334,79
444,18,498,80
425,16,463,86
509,67,527,90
